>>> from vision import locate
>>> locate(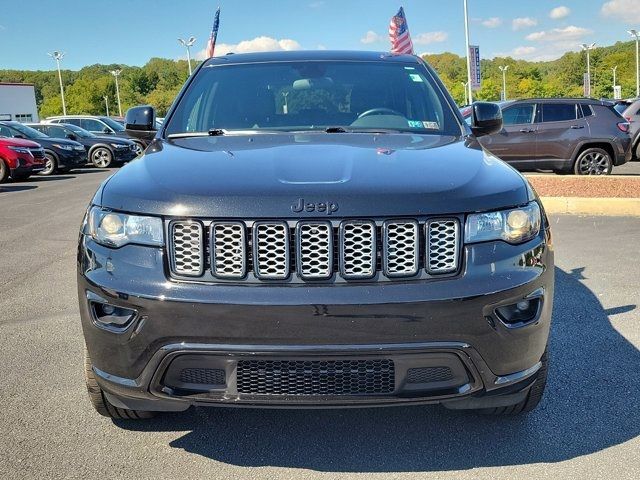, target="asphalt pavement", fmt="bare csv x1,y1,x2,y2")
0,169,639,479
